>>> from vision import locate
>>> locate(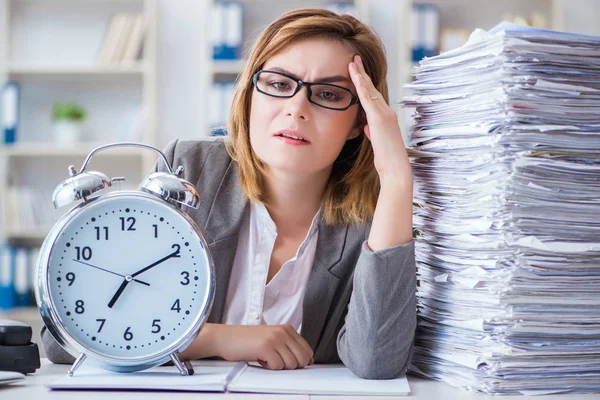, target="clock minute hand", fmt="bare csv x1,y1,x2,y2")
130,248,180,278
73,259,150,286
